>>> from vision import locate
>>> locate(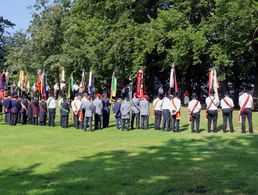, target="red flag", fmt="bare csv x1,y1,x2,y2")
136,69,144,96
